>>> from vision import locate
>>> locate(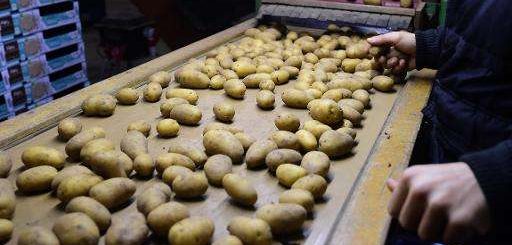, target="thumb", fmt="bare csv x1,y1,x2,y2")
386,178,398,192
367,32,401,46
